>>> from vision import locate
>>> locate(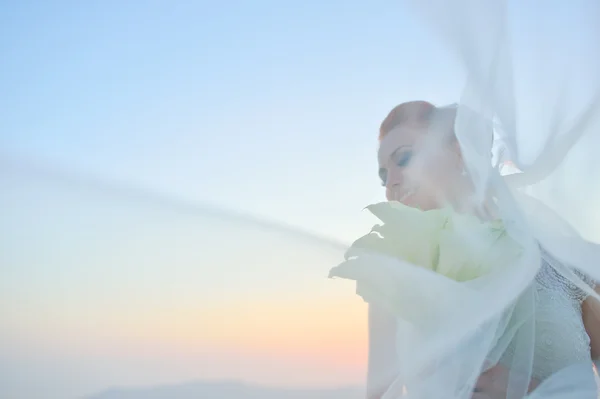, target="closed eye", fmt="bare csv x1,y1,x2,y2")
379,147,413,186
396,151,413,167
